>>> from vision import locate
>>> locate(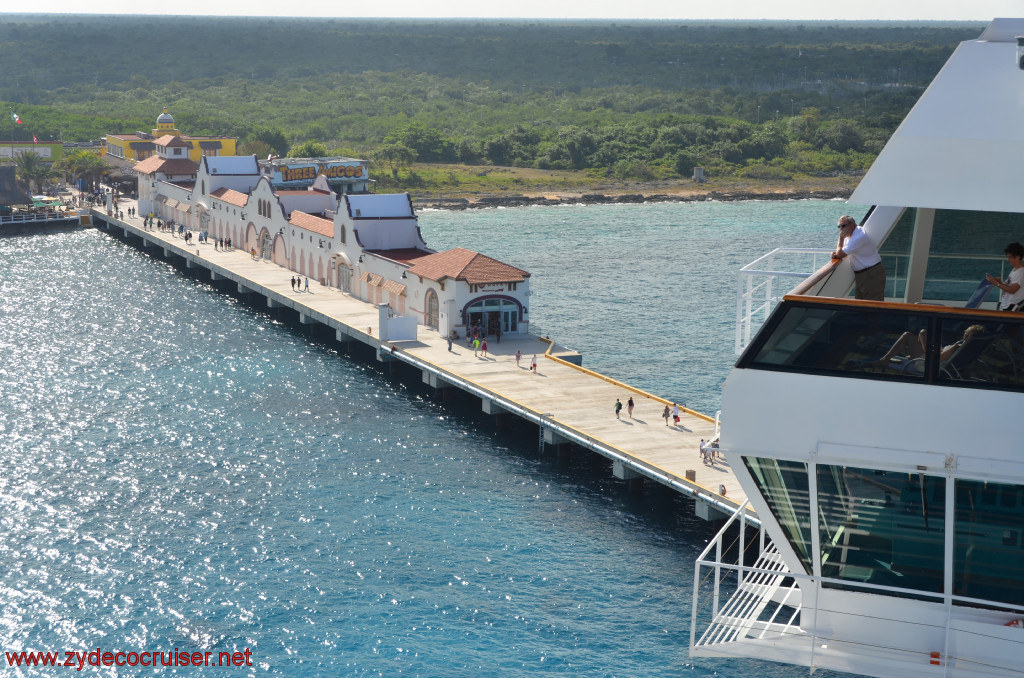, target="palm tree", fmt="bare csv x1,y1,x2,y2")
12,150,55,195
56,149,107,192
